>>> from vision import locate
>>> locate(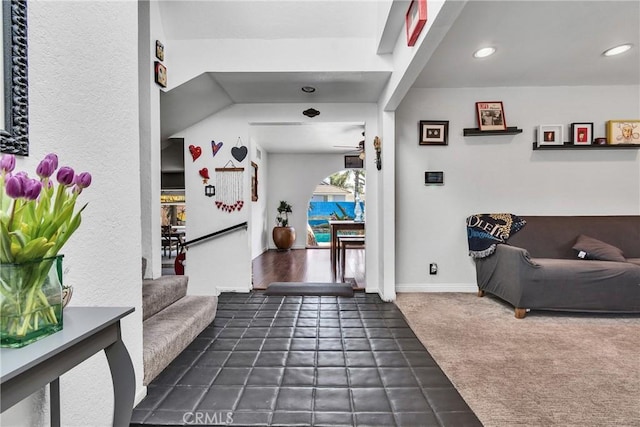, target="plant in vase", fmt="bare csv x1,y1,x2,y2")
0,153,92,347
276,200,292,227
273,200,296,250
